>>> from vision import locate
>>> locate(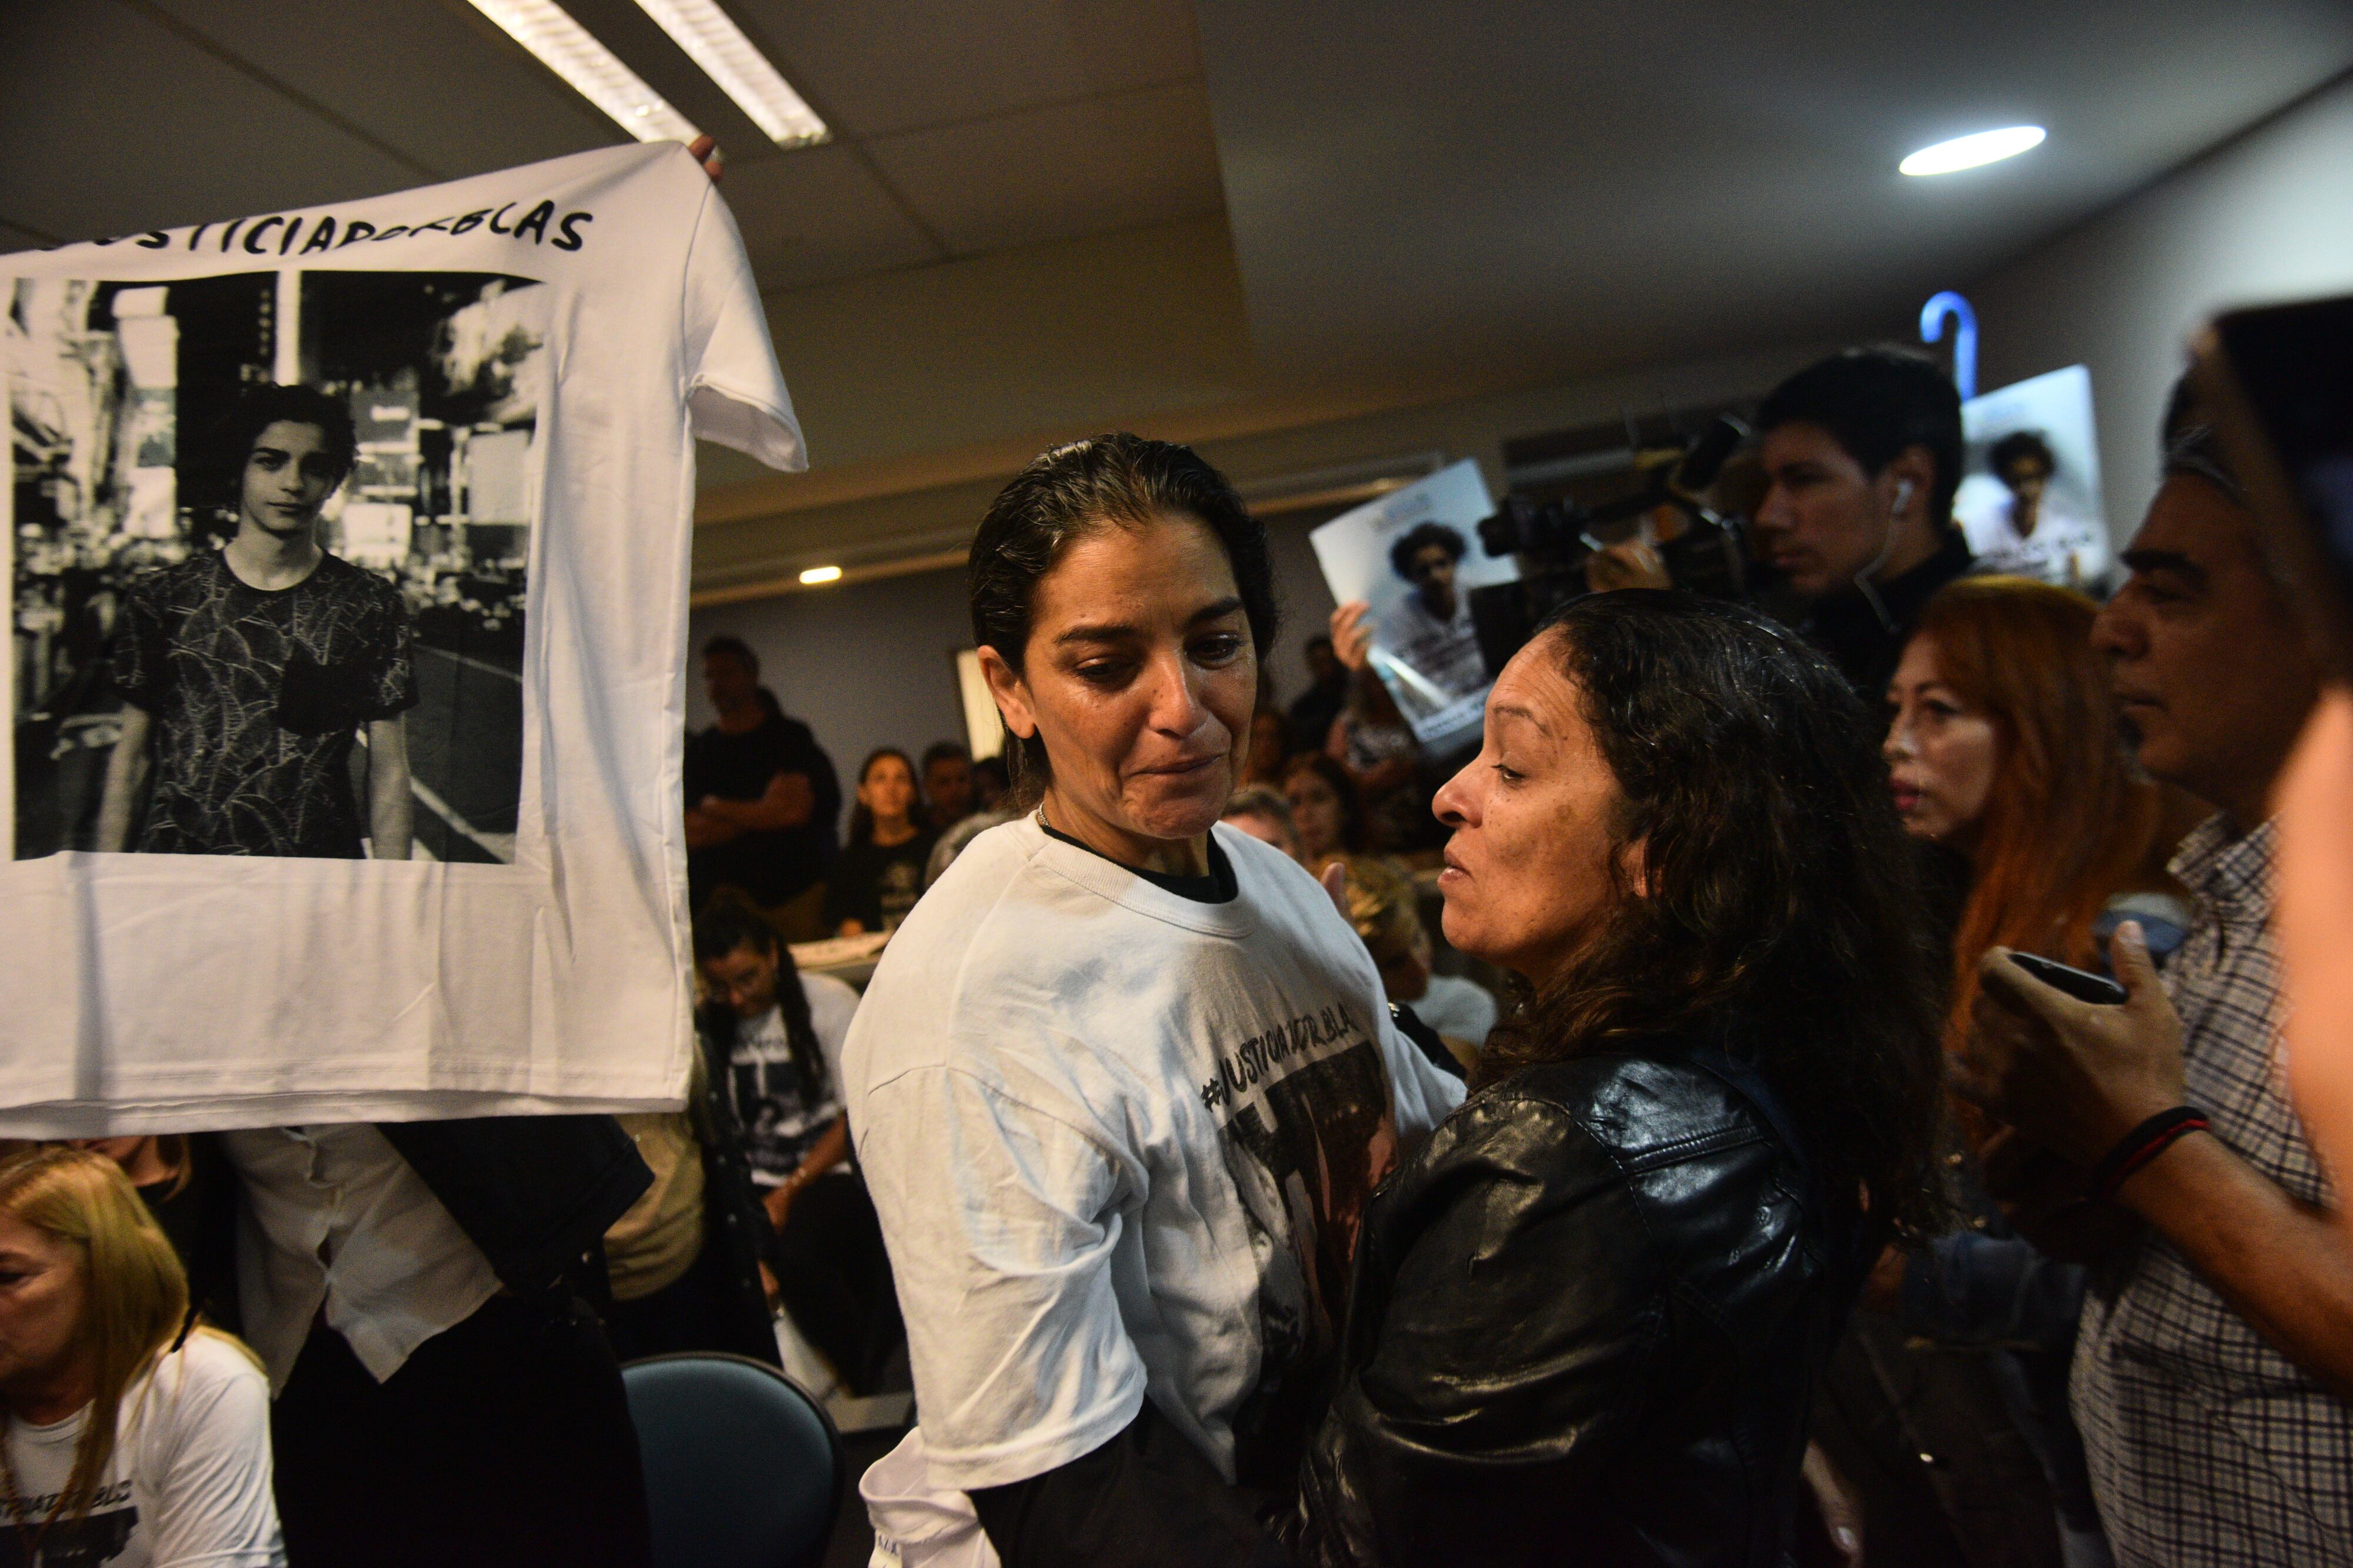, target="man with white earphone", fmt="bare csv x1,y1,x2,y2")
1749,347,1977,702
